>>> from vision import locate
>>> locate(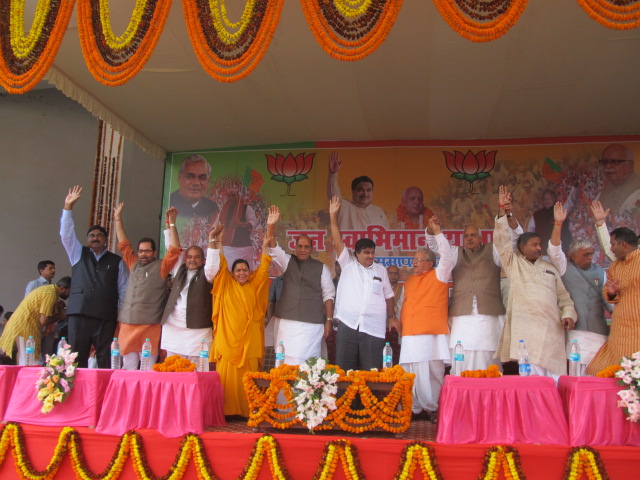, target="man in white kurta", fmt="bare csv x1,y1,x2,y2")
494,190,577,379
397,217,453,417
